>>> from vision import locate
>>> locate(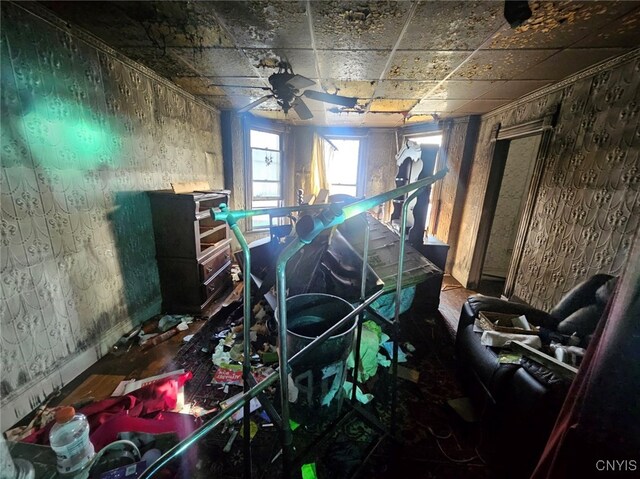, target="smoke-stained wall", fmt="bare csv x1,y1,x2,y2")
0,3,223,428
449,50,639,311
